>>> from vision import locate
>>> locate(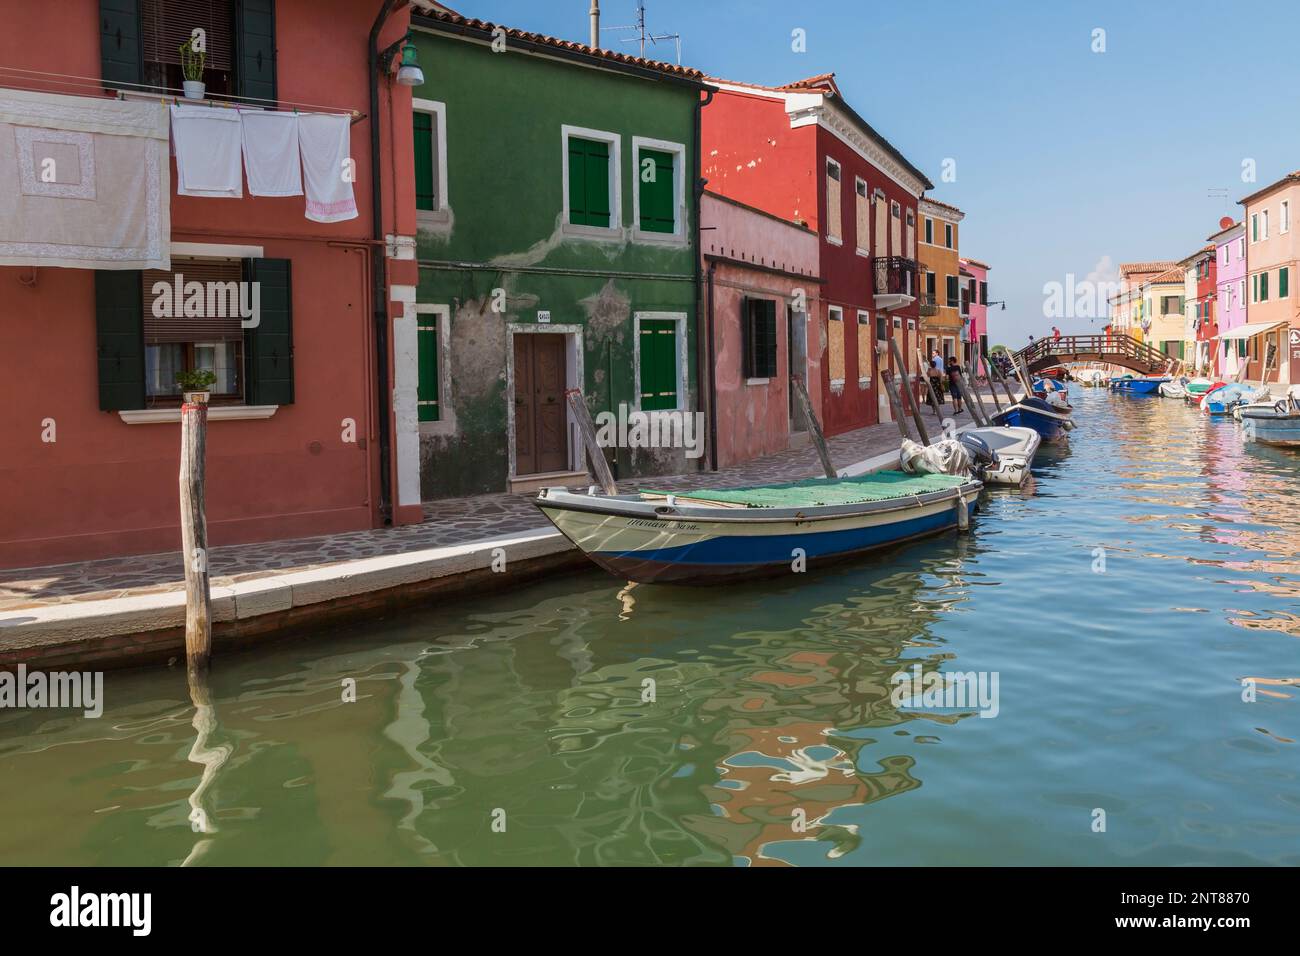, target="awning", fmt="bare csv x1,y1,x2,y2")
1215,320,1286,341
